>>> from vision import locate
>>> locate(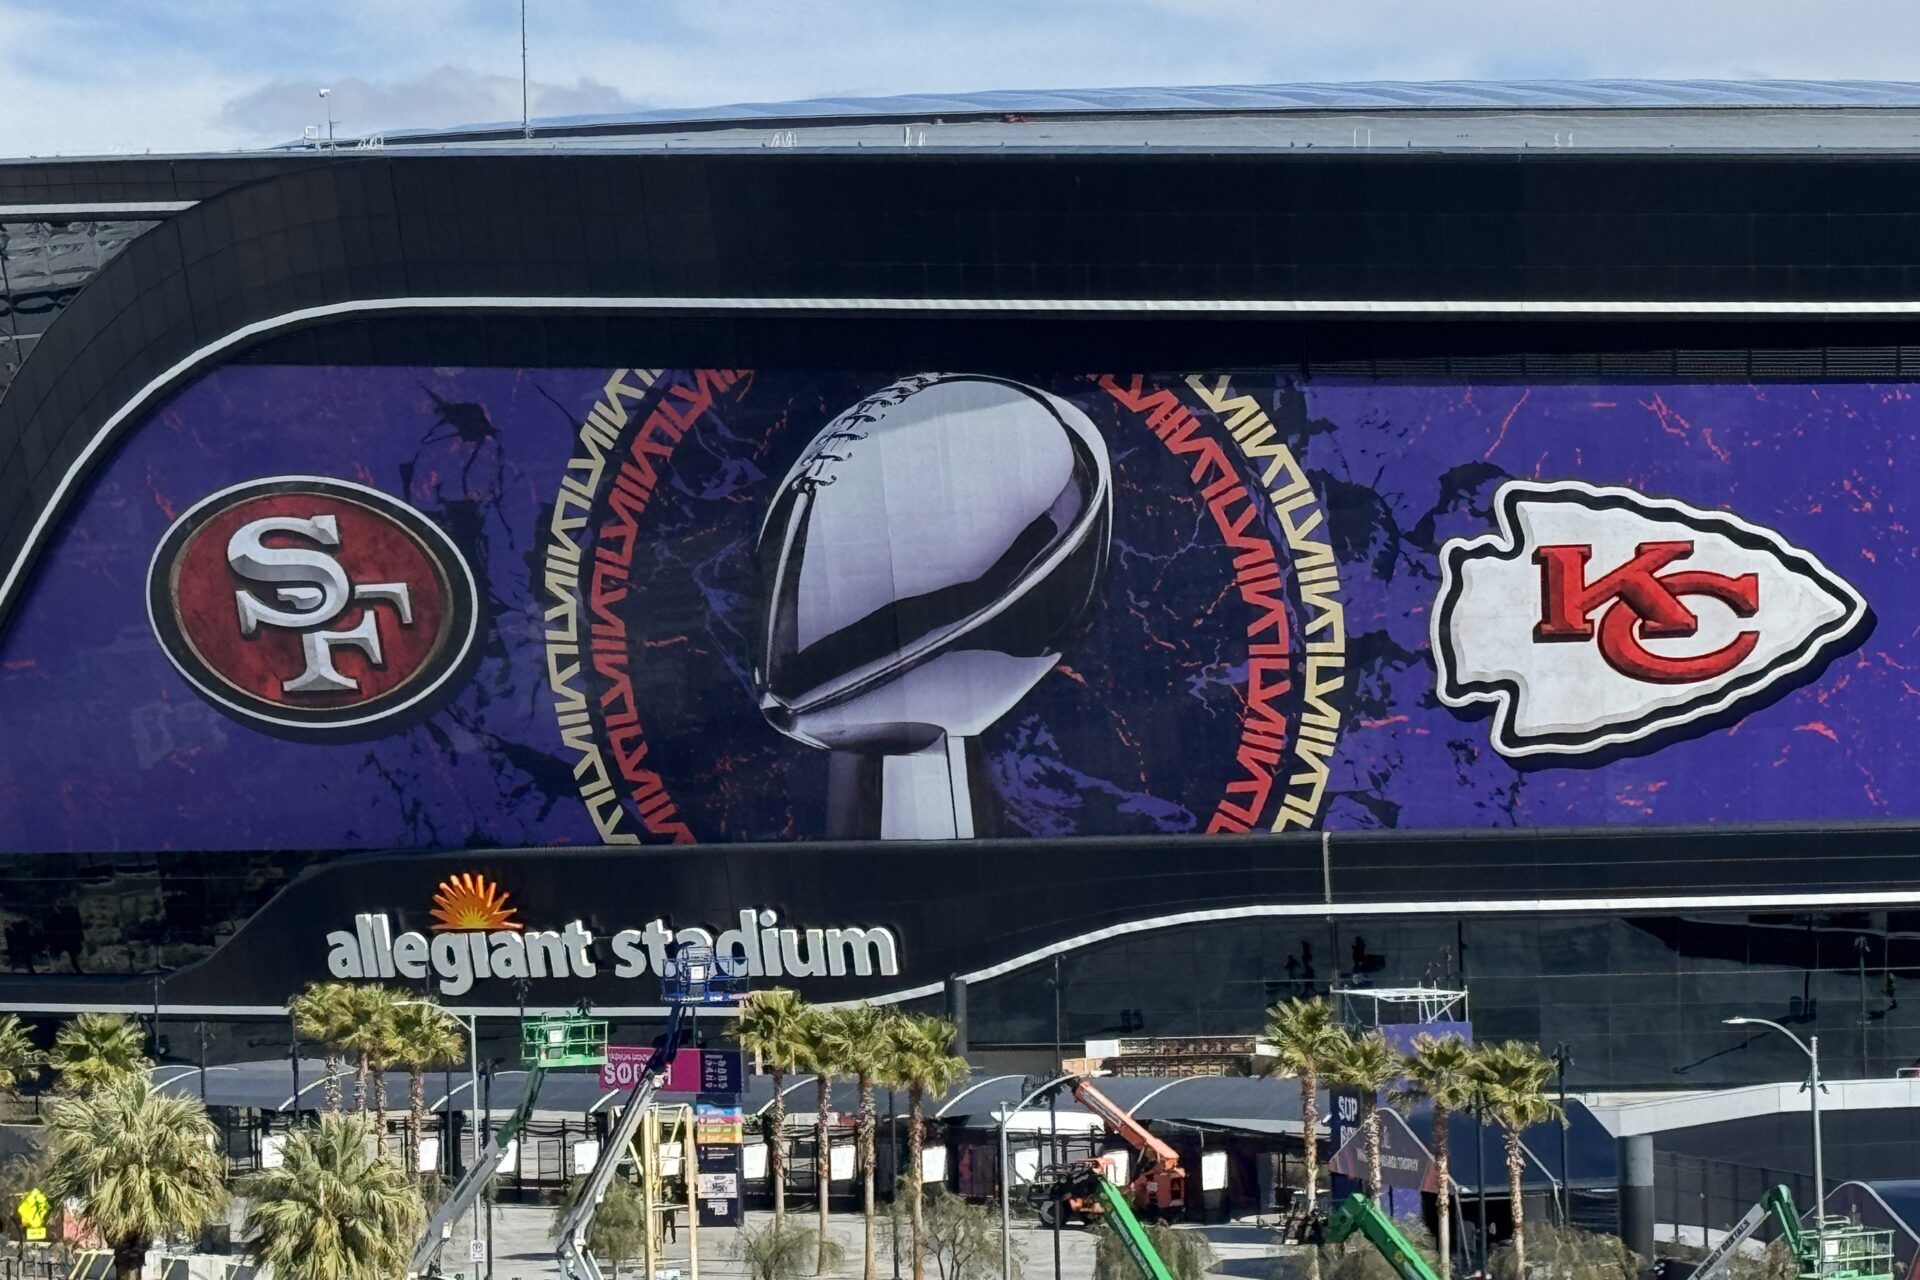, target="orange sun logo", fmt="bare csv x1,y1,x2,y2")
430,873,524,933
